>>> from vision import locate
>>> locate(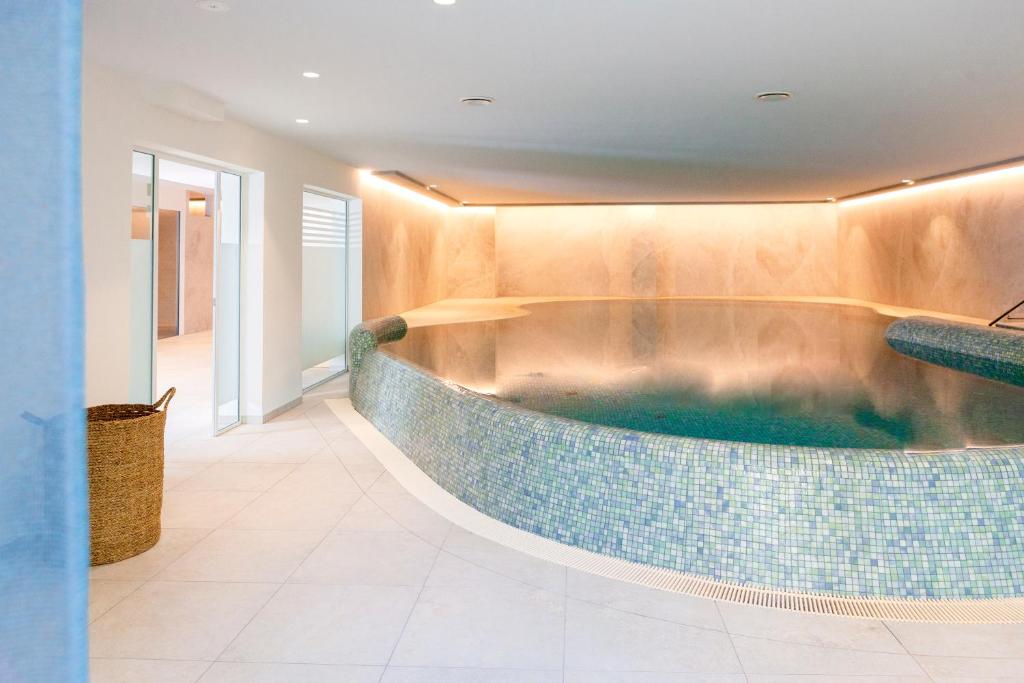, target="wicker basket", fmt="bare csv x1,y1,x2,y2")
87,387,175,566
